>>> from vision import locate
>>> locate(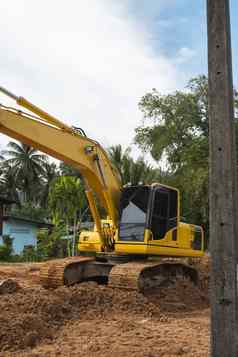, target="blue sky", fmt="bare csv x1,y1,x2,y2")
0,0,237,155
128,0,238,85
